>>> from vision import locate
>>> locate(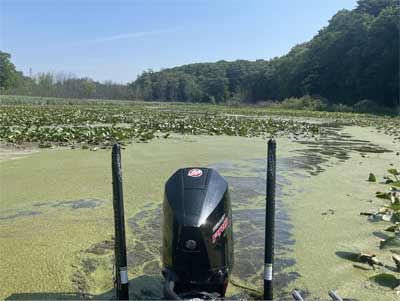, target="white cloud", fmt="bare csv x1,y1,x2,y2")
87,29,174,43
